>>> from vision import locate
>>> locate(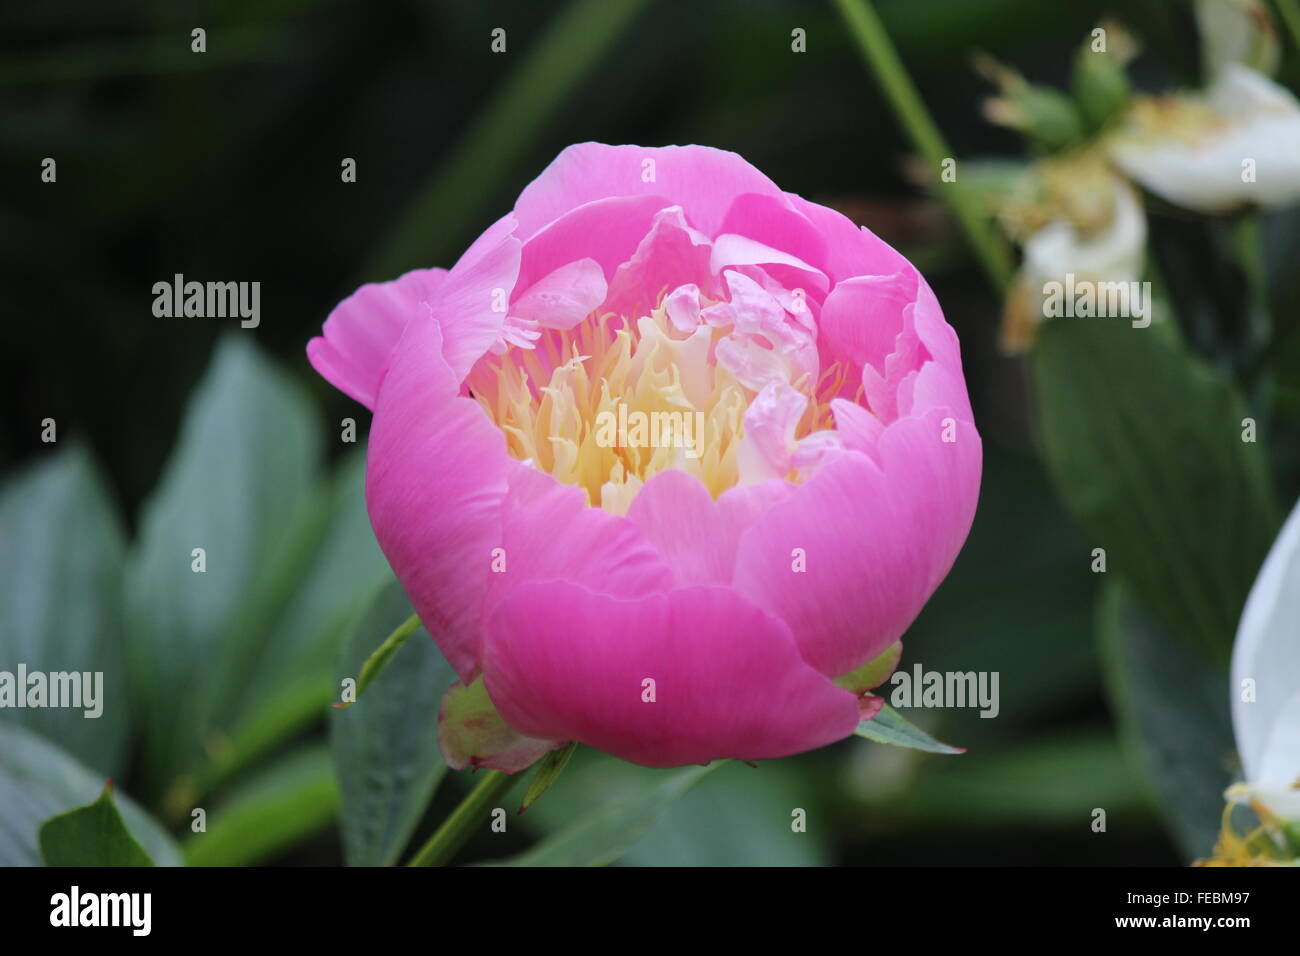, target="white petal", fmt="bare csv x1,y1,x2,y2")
1232,497,1300,785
